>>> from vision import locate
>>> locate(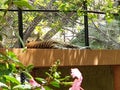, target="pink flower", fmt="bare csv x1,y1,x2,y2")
29,78,41,87
71,68,83,79
29,78,45,90
69,68,84,90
